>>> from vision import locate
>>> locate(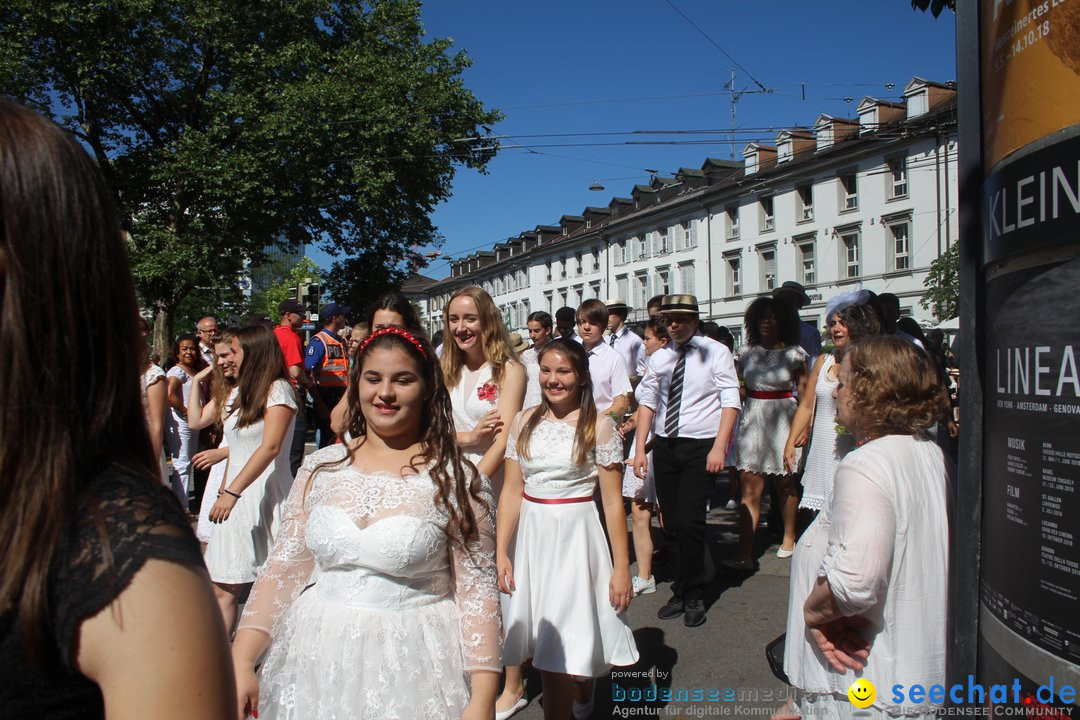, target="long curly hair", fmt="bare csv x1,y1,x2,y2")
516,338,597,467
334,329,486,549
843,336,944,437
832,302,881,361
441,285,518,389
744,295,801,347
